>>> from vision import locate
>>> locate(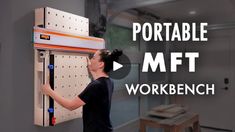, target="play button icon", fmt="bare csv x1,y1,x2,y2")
109,52,131,80
113,61,123,71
